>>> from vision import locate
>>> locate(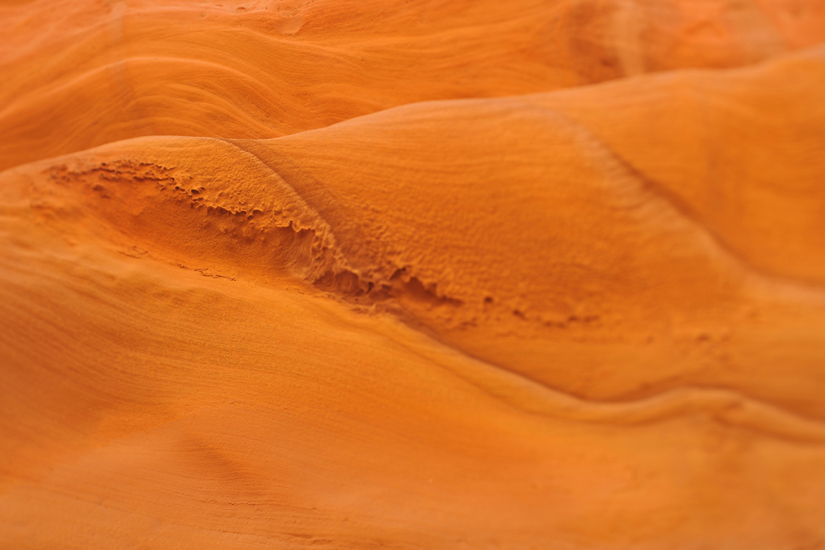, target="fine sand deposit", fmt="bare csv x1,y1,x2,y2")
1,1,825,548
